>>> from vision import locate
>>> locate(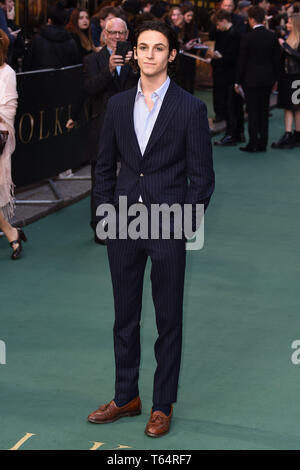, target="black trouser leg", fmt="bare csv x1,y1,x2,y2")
225,84,237,137
258,86,272,149
107,238,148,402
233,92,244,136
245,87,260,148
213,82,226,119
148,239,186,404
